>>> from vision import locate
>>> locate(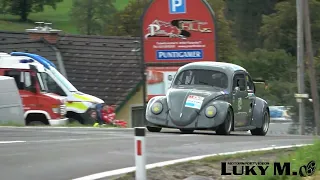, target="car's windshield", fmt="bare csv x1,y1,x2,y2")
36,73,49,92
50,68,78,92
39,72,61,93
173,69,228,89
